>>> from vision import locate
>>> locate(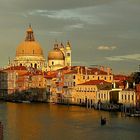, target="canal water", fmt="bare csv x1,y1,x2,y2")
0,102,140,140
